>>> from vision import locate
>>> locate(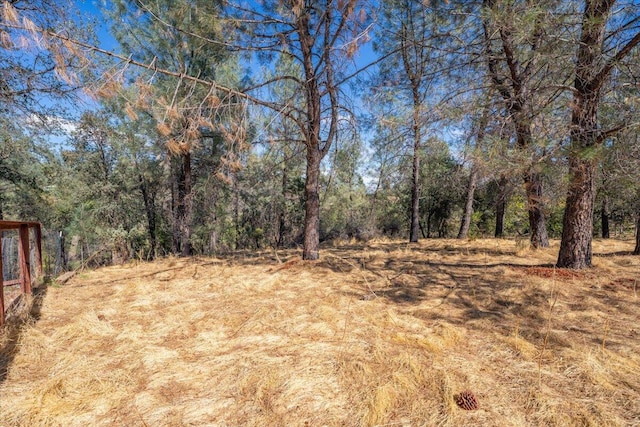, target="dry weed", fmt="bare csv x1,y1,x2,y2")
1,239,639,426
